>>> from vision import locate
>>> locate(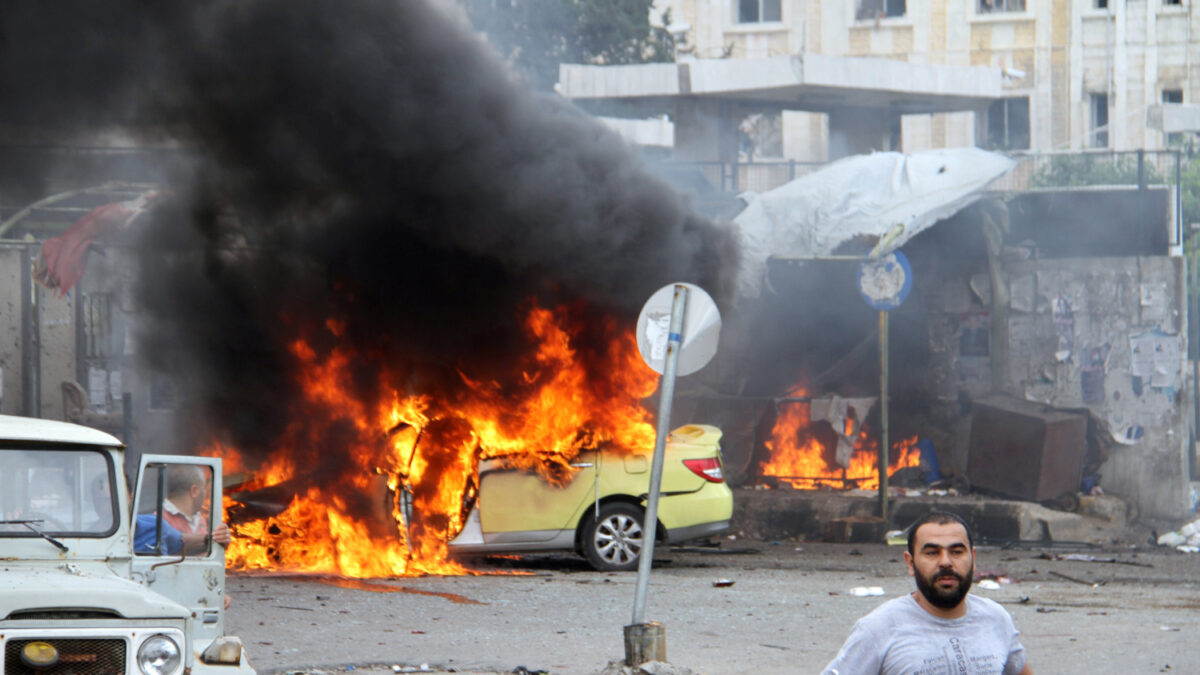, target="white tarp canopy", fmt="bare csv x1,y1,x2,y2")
731,147,1017,299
